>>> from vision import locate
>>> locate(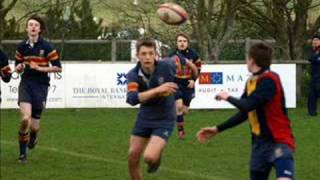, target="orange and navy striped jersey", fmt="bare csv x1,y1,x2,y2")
15,37,61,85
169,48,201,80
217,70,295,150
